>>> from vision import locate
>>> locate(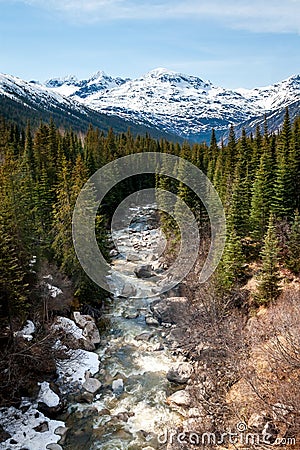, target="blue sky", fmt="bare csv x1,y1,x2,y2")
0,0,300,88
